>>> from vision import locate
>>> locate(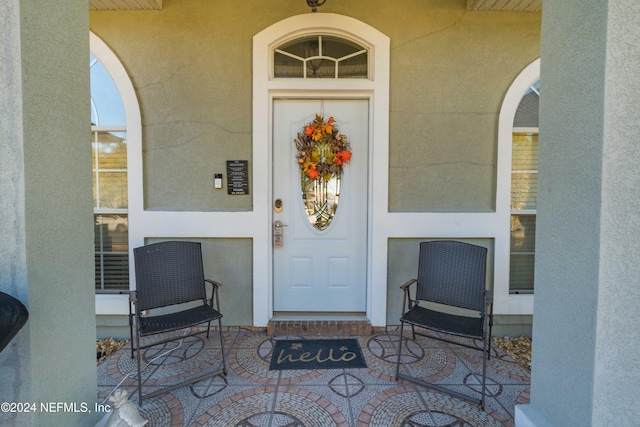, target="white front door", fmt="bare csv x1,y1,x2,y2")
273,99,368,312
